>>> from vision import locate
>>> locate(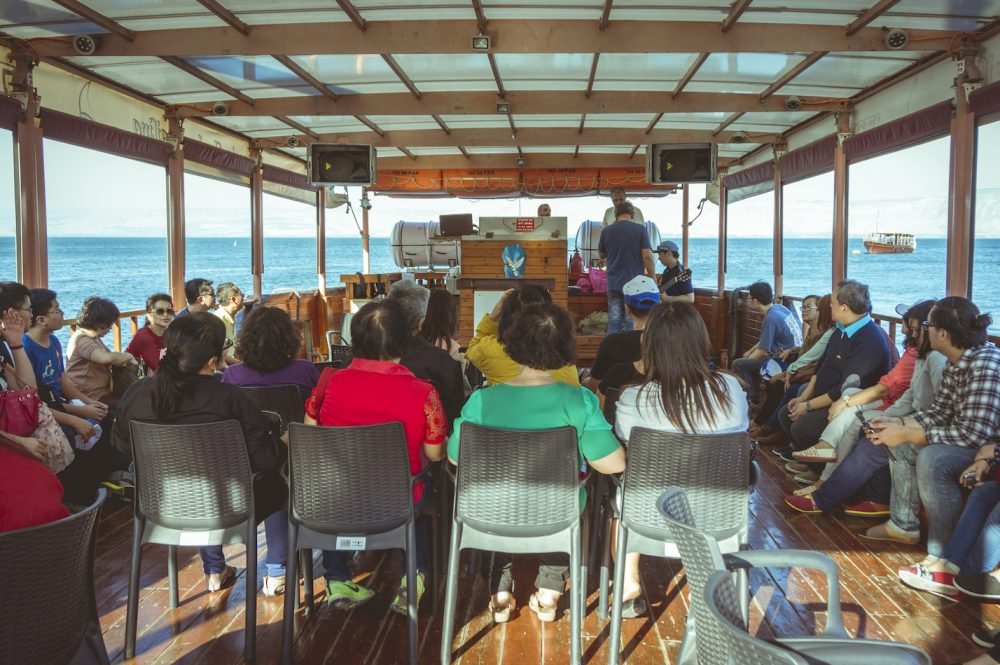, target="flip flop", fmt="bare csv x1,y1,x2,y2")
621,597,647,618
